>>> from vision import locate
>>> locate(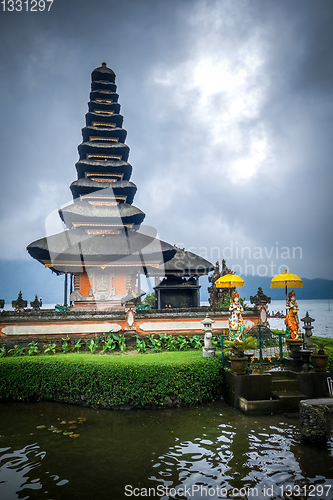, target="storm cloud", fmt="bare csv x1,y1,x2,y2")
0,0,332,280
